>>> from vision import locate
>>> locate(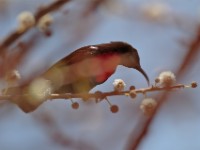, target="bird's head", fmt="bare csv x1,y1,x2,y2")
110,42,150,86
